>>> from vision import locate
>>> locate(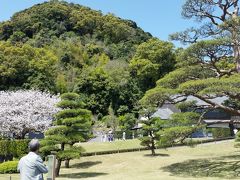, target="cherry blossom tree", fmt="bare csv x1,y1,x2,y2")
0,90,60,139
